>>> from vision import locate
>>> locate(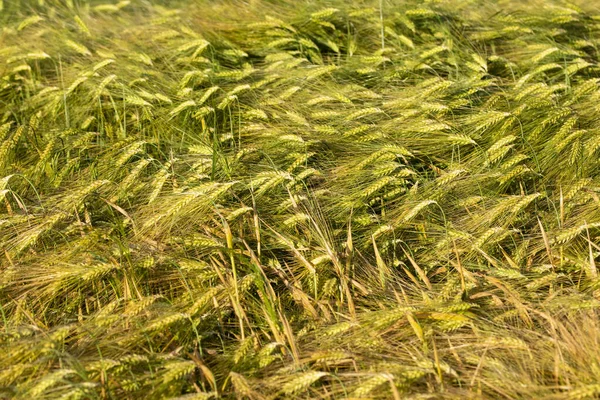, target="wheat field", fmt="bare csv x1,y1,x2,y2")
2,0,600,398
